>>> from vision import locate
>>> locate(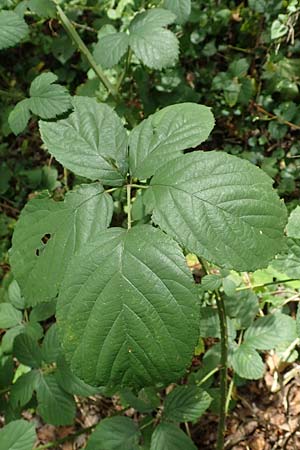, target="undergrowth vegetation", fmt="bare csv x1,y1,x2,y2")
0,1,300,449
